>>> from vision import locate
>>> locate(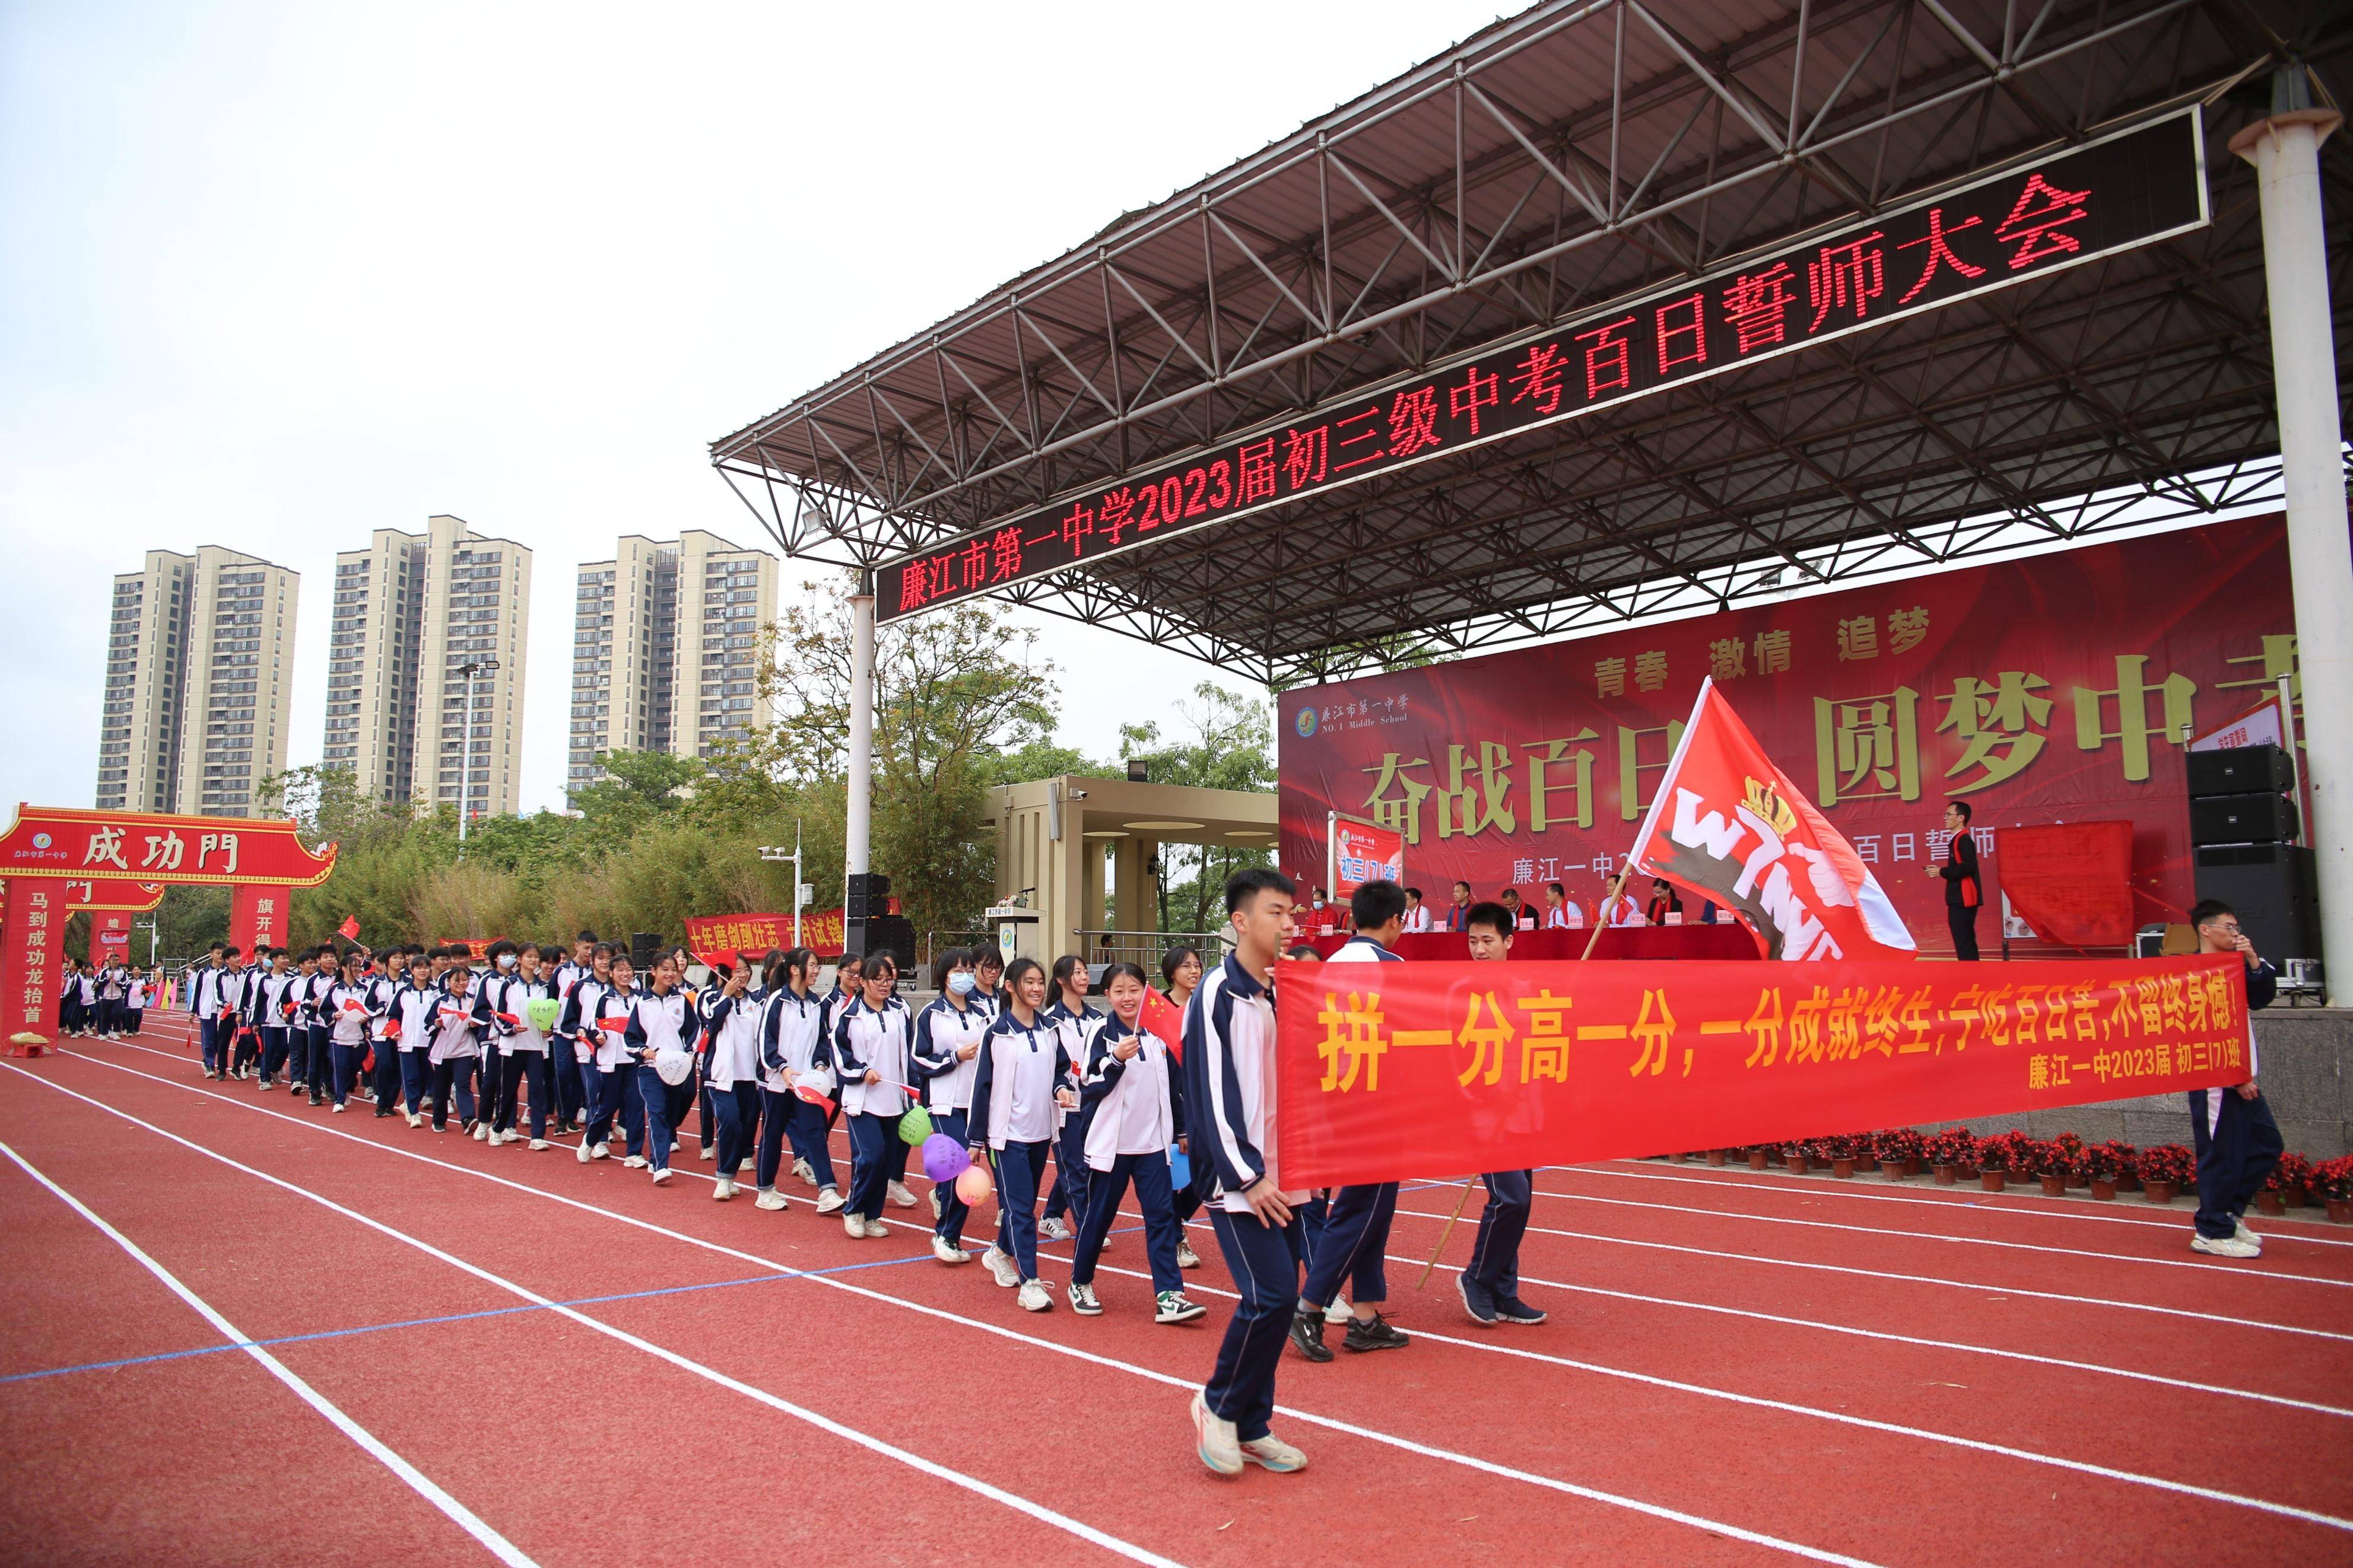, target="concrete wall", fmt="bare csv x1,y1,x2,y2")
1925,1007,2350,1158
